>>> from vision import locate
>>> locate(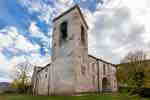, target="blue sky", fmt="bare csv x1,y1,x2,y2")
0,0,150,82
0,0,104,82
